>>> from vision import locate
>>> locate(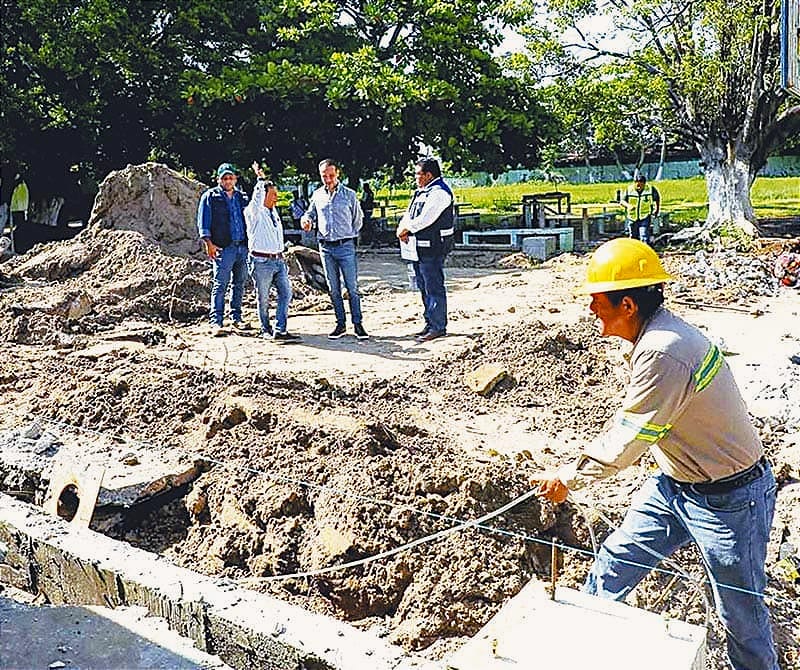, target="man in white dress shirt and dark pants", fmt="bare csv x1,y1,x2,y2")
245,161,301,342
